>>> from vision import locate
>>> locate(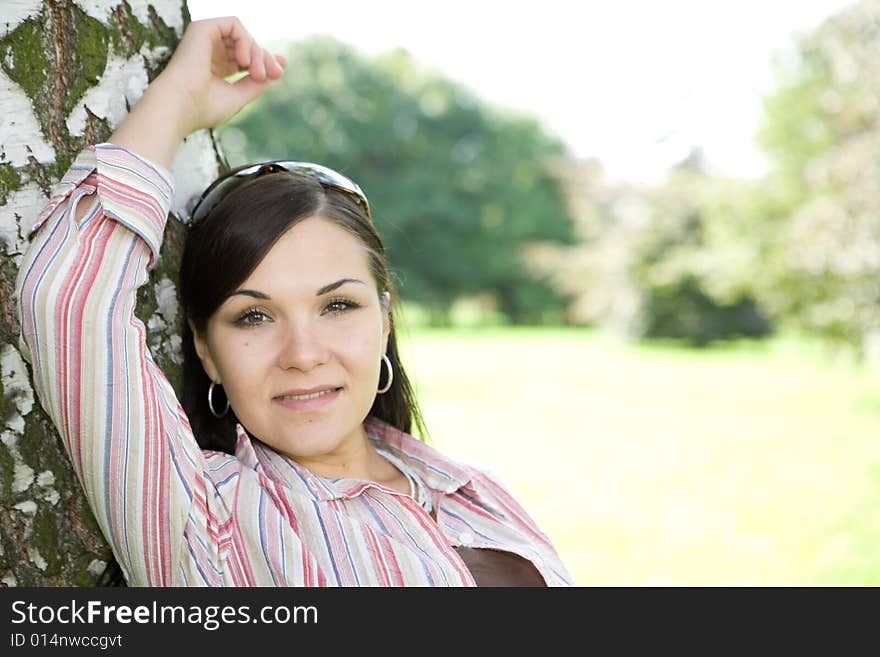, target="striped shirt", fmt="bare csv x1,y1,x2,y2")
15,144,574,587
